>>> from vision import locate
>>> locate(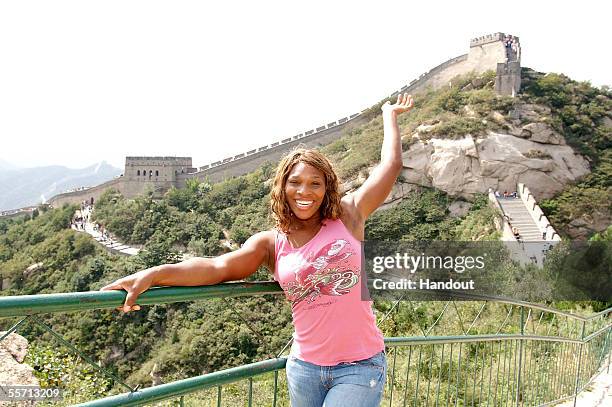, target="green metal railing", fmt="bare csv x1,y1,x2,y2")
0,282,283,318
0,283,610,406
